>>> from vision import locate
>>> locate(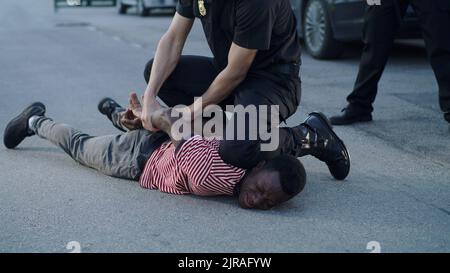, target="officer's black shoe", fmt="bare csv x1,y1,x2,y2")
3,102,46,149
98,97,126,132
330,106,372,126
302,112,350,180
